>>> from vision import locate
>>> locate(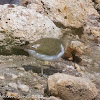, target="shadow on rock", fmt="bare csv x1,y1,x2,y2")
22,65,62,76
